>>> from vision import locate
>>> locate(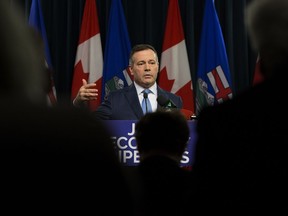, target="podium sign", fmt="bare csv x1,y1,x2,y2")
104,120,197,167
